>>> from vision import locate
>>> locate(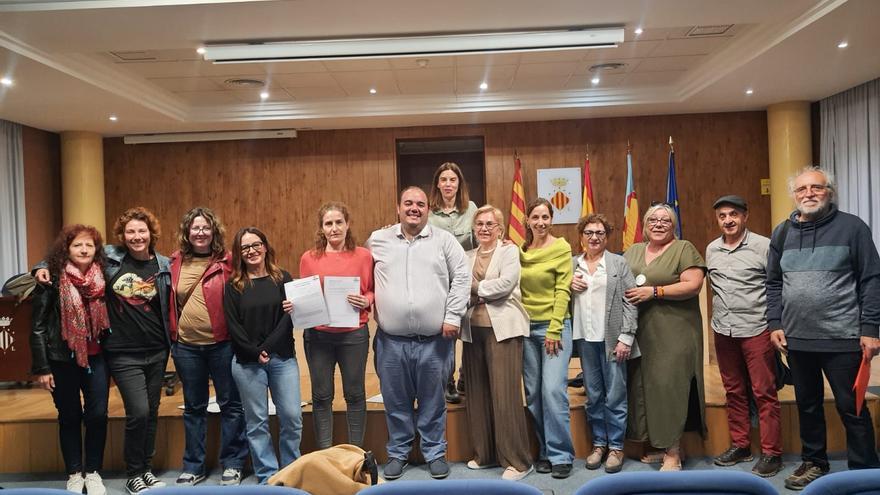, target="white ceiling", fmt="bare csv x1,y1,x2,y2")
0,0,877,135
